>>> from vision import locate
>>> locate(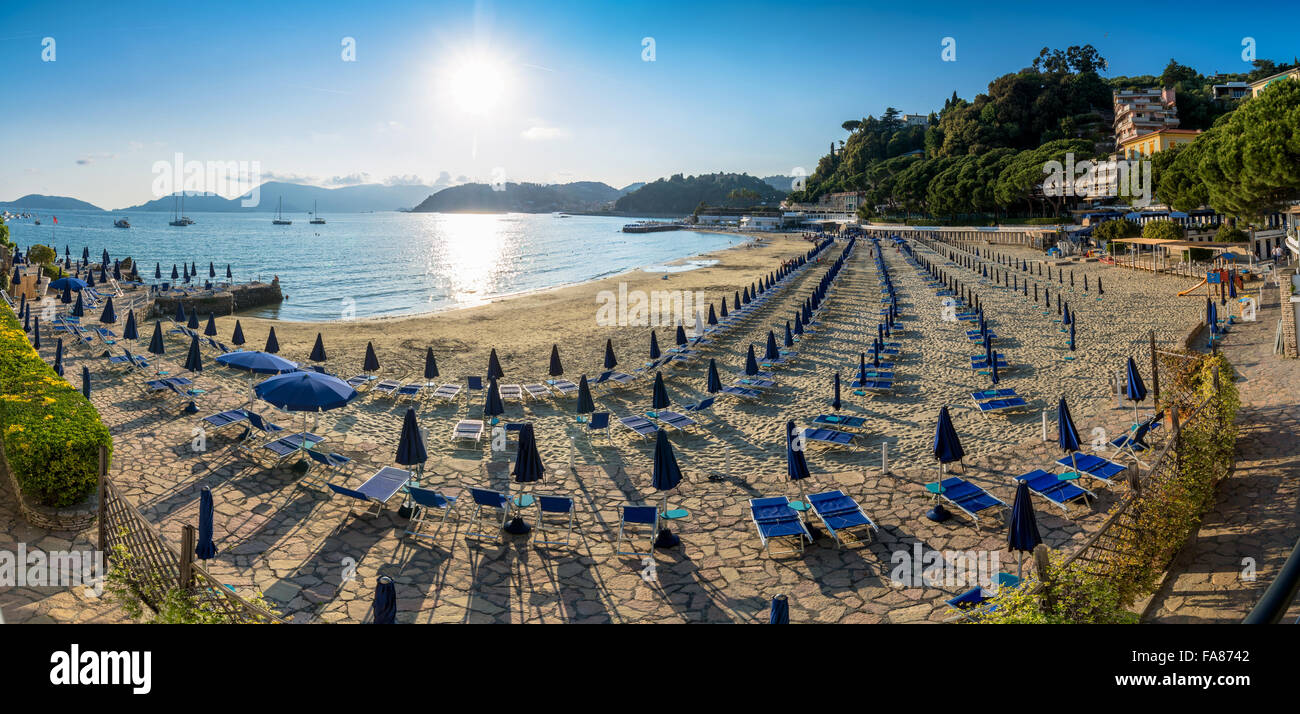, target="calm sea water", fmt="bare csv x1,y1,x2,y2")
7,210,740,321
